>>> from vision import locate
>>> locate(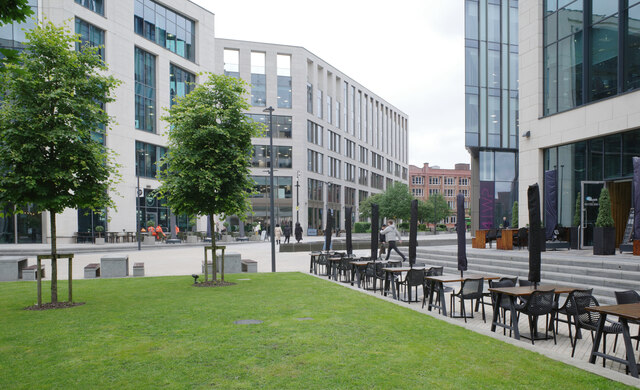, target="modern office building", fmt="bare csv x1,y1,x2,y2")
0,0,407,243
465,0,520,233
519,0,640,248
215,39,409,234
409,163,471,227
